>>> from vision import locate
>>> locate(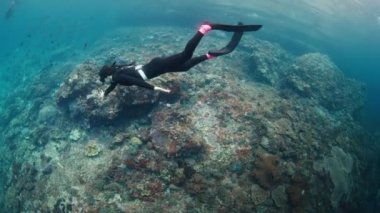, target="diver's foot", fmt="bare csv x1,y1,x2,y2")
199,23,212,35
206,53,215,60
